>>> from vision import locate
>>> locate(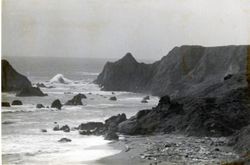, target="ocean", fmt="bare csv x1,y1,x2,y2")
1,56,159,165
